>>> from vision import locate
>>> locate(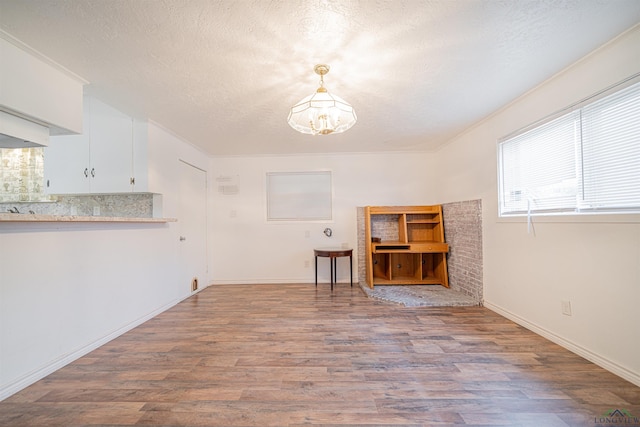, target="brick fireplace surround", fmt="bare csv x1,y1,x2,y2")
356,200,483,303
